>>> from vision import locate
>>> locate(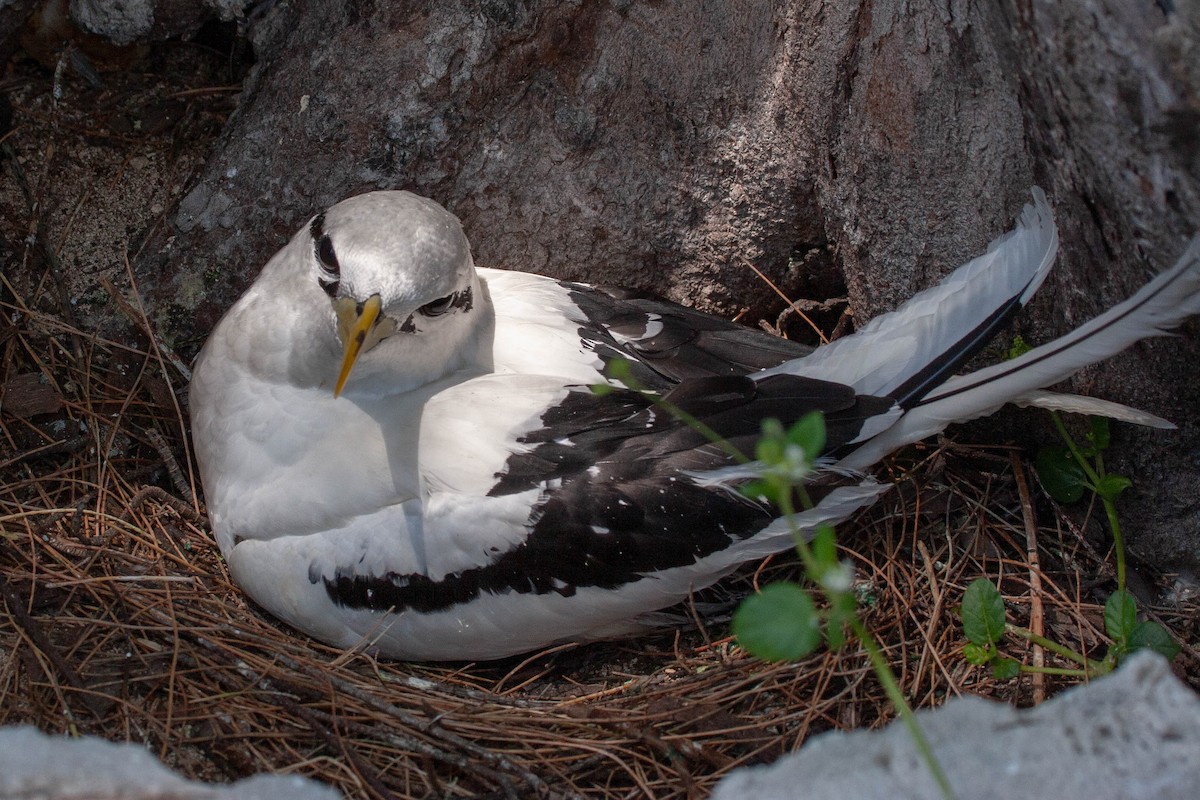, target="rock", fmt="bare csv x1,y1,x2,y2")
69,0,156,44
0,726,340,800
712,652,1200,800
68,0,252,44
